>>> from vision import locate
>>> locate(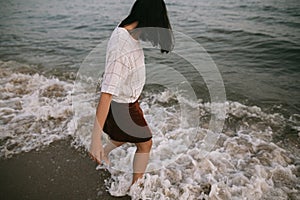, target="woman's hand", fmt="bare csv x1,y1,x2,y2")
89,132,105,164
